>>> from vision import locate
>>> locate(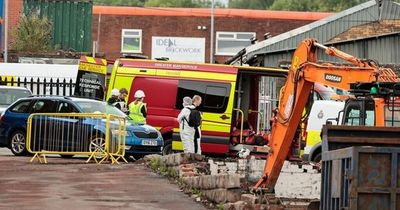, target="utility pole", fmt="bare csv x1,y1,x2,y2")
4,0,8,63
210,0,214,64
